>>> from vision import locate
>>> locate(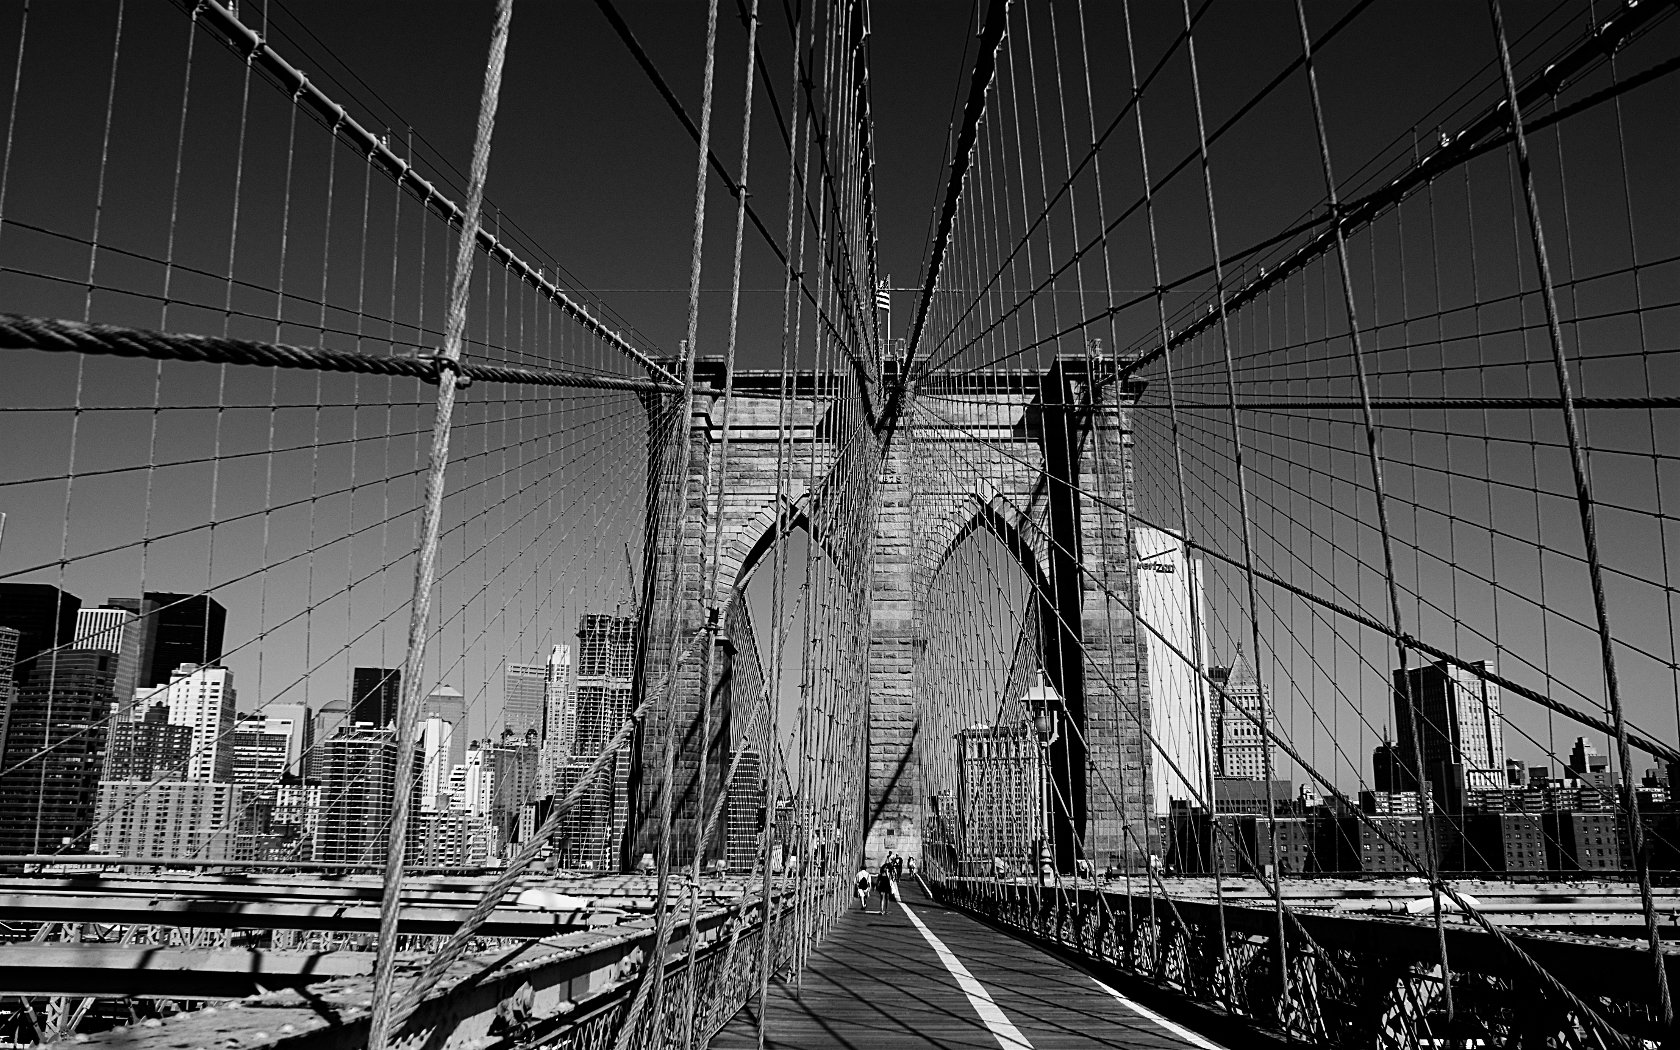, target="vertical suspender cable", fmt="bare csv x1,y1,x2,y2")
1486,0,1673,1028
1176,0,1291,1009
367,3,513,1050
615,0,721,1044
681,0,761,1043
1290,0,1454,1025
